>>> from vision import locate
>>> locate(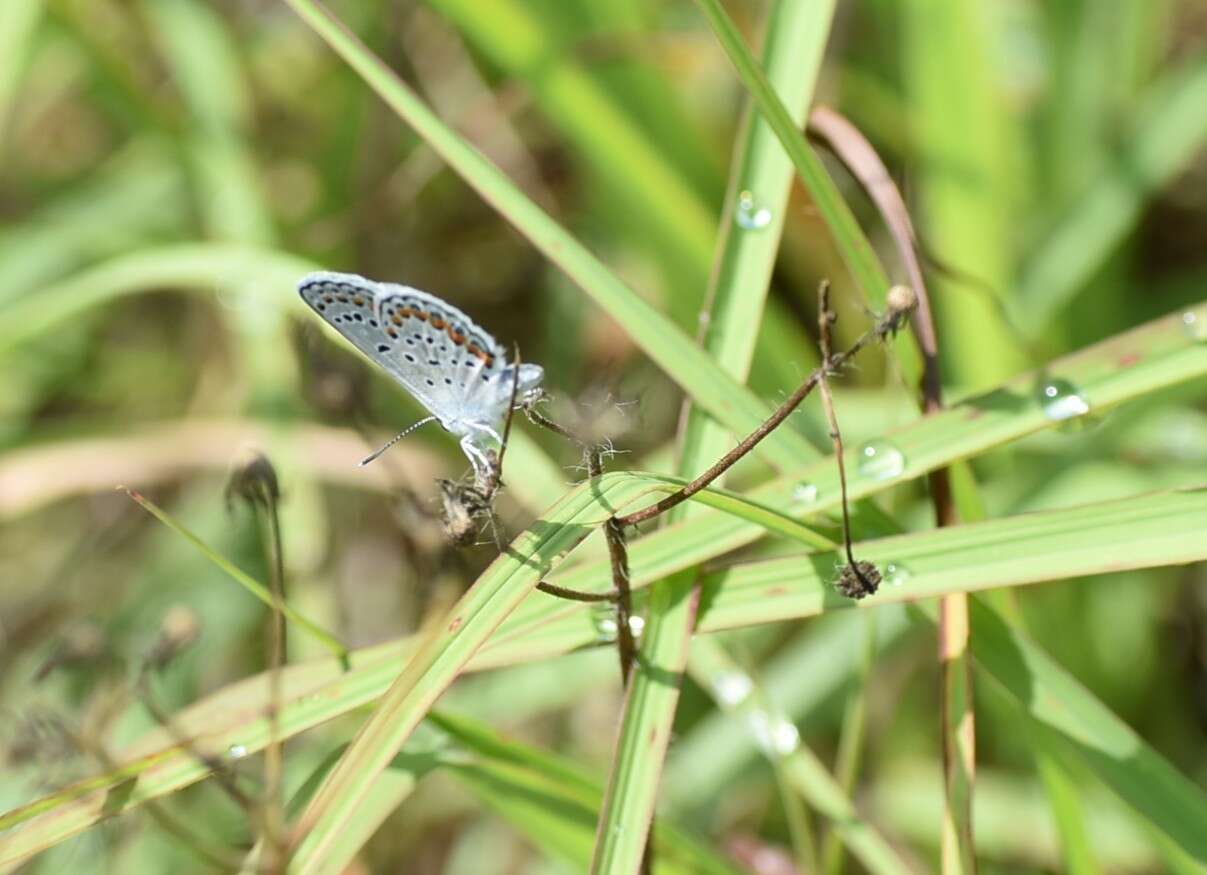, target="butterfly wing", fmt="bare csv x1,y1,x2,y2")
298,272,509,433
